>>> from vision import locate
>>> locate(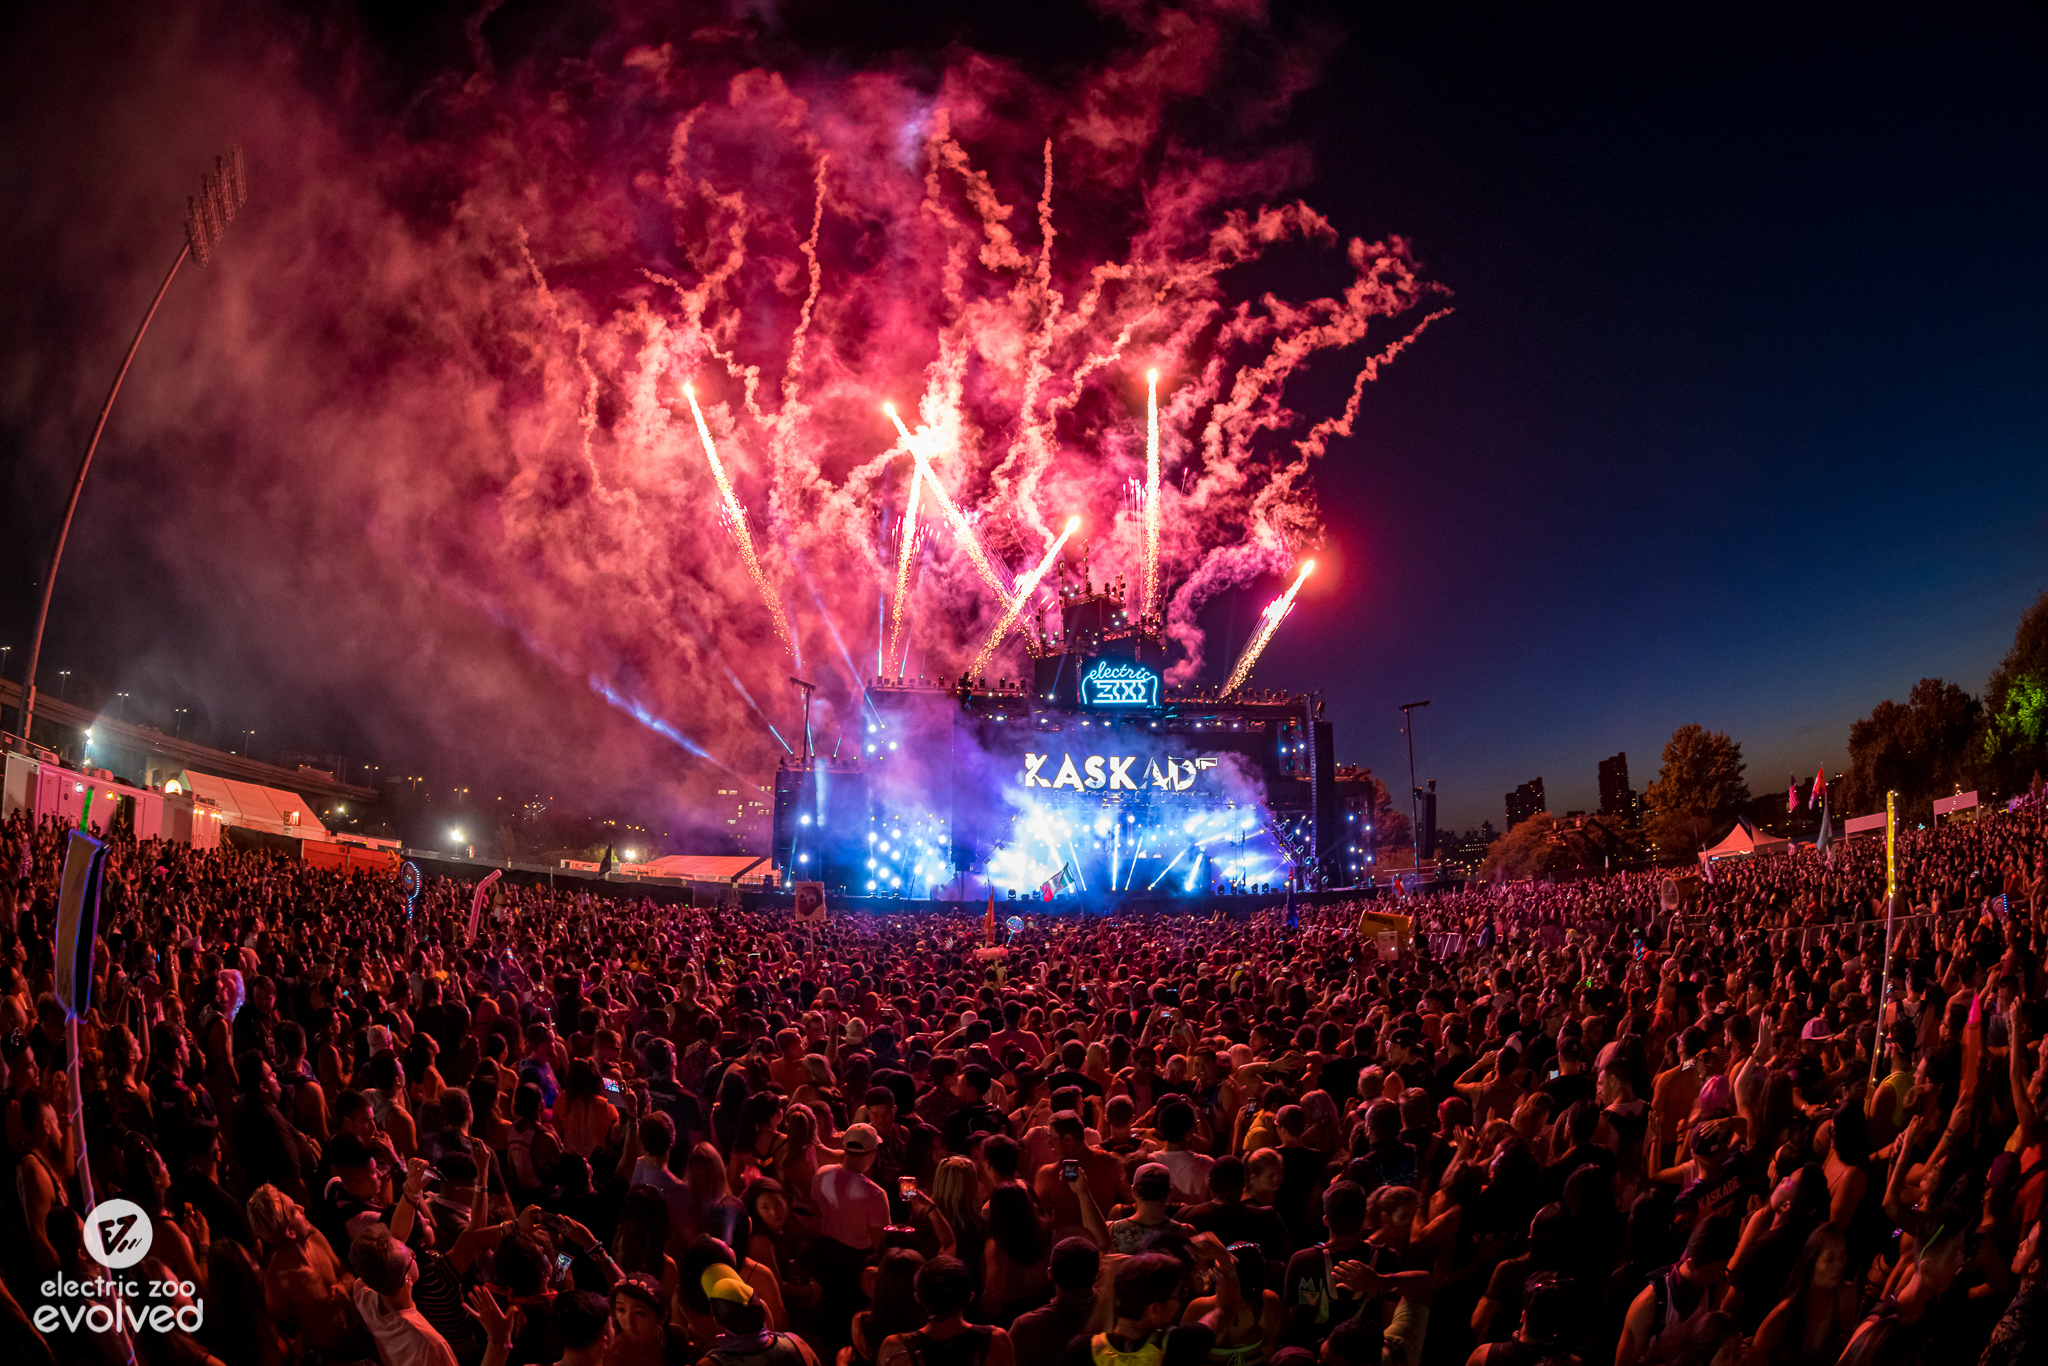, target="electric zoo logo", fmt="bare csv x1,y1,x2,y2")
34,1198,207,1336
